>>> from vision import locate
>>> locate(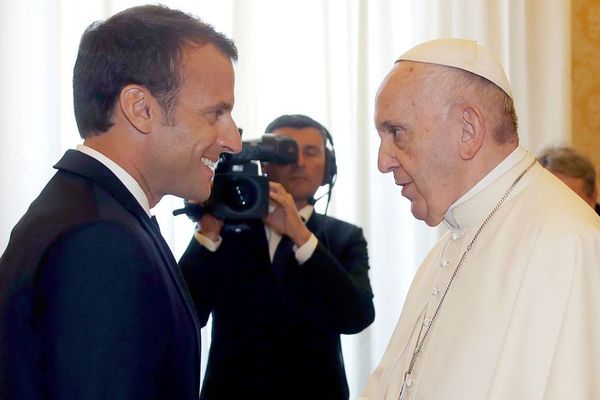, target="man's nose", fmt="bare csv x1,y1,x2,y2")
377,142,395,173
220,118,242,154
295,151,306,167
